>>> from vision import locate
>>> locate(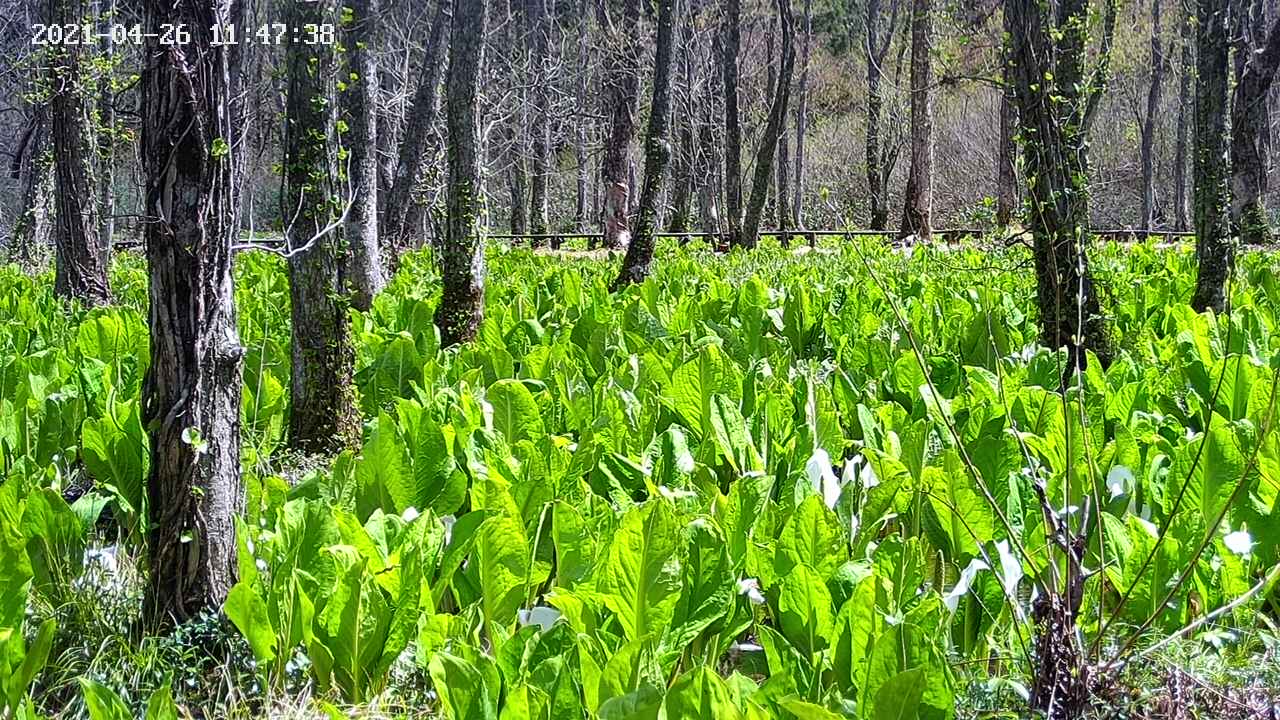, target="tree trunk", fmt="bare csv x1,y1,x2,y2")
899,0,933,240
1172,8,1192,232
575,5,591,232
865,0,899,231
741,0,795,249
527,0,553,244
95,0,116,251
601,0,641,250
1139,0,1166,232
1009,0,1113,385
1229,10,1280,244
792,0,811,230
613,0,677,288
775,105,792,238
8,111,54,263
383,0,450,263
140,0,245,626
437,0,488,345
48,0,110,306
722,0,744,247
342,0,387,311
1192,0,1233,313
285,0,361,453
